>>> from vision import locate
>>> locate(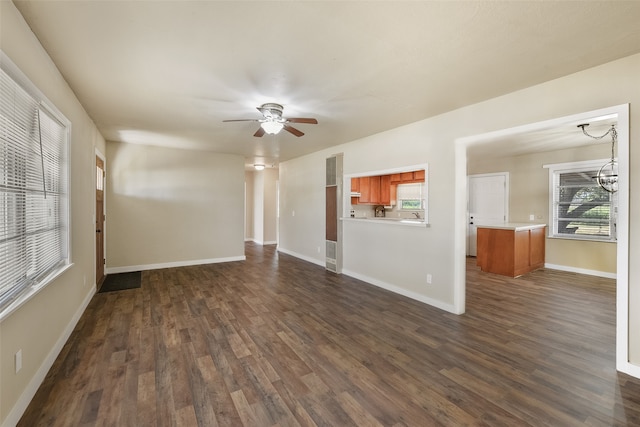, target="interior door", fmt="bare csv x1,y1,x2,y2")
468,173,508,256
96,155,105,287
